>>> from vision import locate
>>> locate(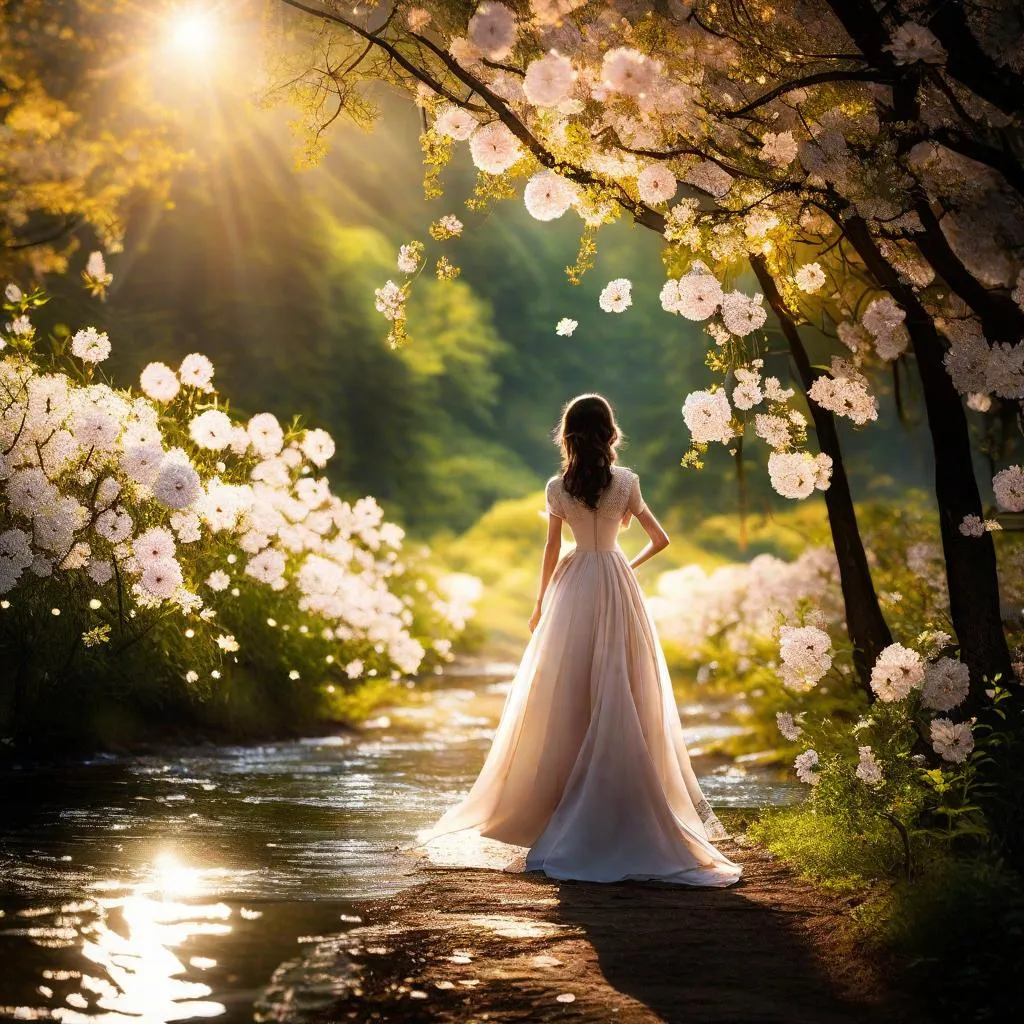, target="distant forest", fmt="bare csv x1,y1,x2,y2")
44,95,936,536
